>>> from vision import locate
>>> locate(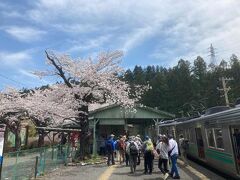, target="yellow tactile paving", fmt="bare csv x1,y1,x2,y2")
98,165,117,180
178,159,210,180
